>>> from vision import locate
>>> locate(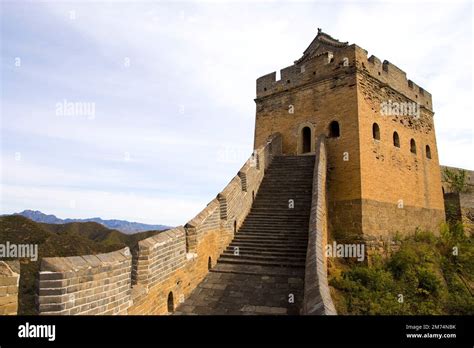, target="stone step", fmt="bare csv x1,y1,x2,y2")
239,224,308,229
241,214,309,220
218,256,305,268
223,248,306,258
248,208,311,214
221,252,305,263
235,234,308,241
242,222,308,227
210,263,305,277
229,242,308,250
225,245,307,253
236,233,308,239
235,231,308,239
241,218,309,223
238,226,308,233
256,187,313,192
229,239,308,248
255,189,312,193
246,212,310,217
